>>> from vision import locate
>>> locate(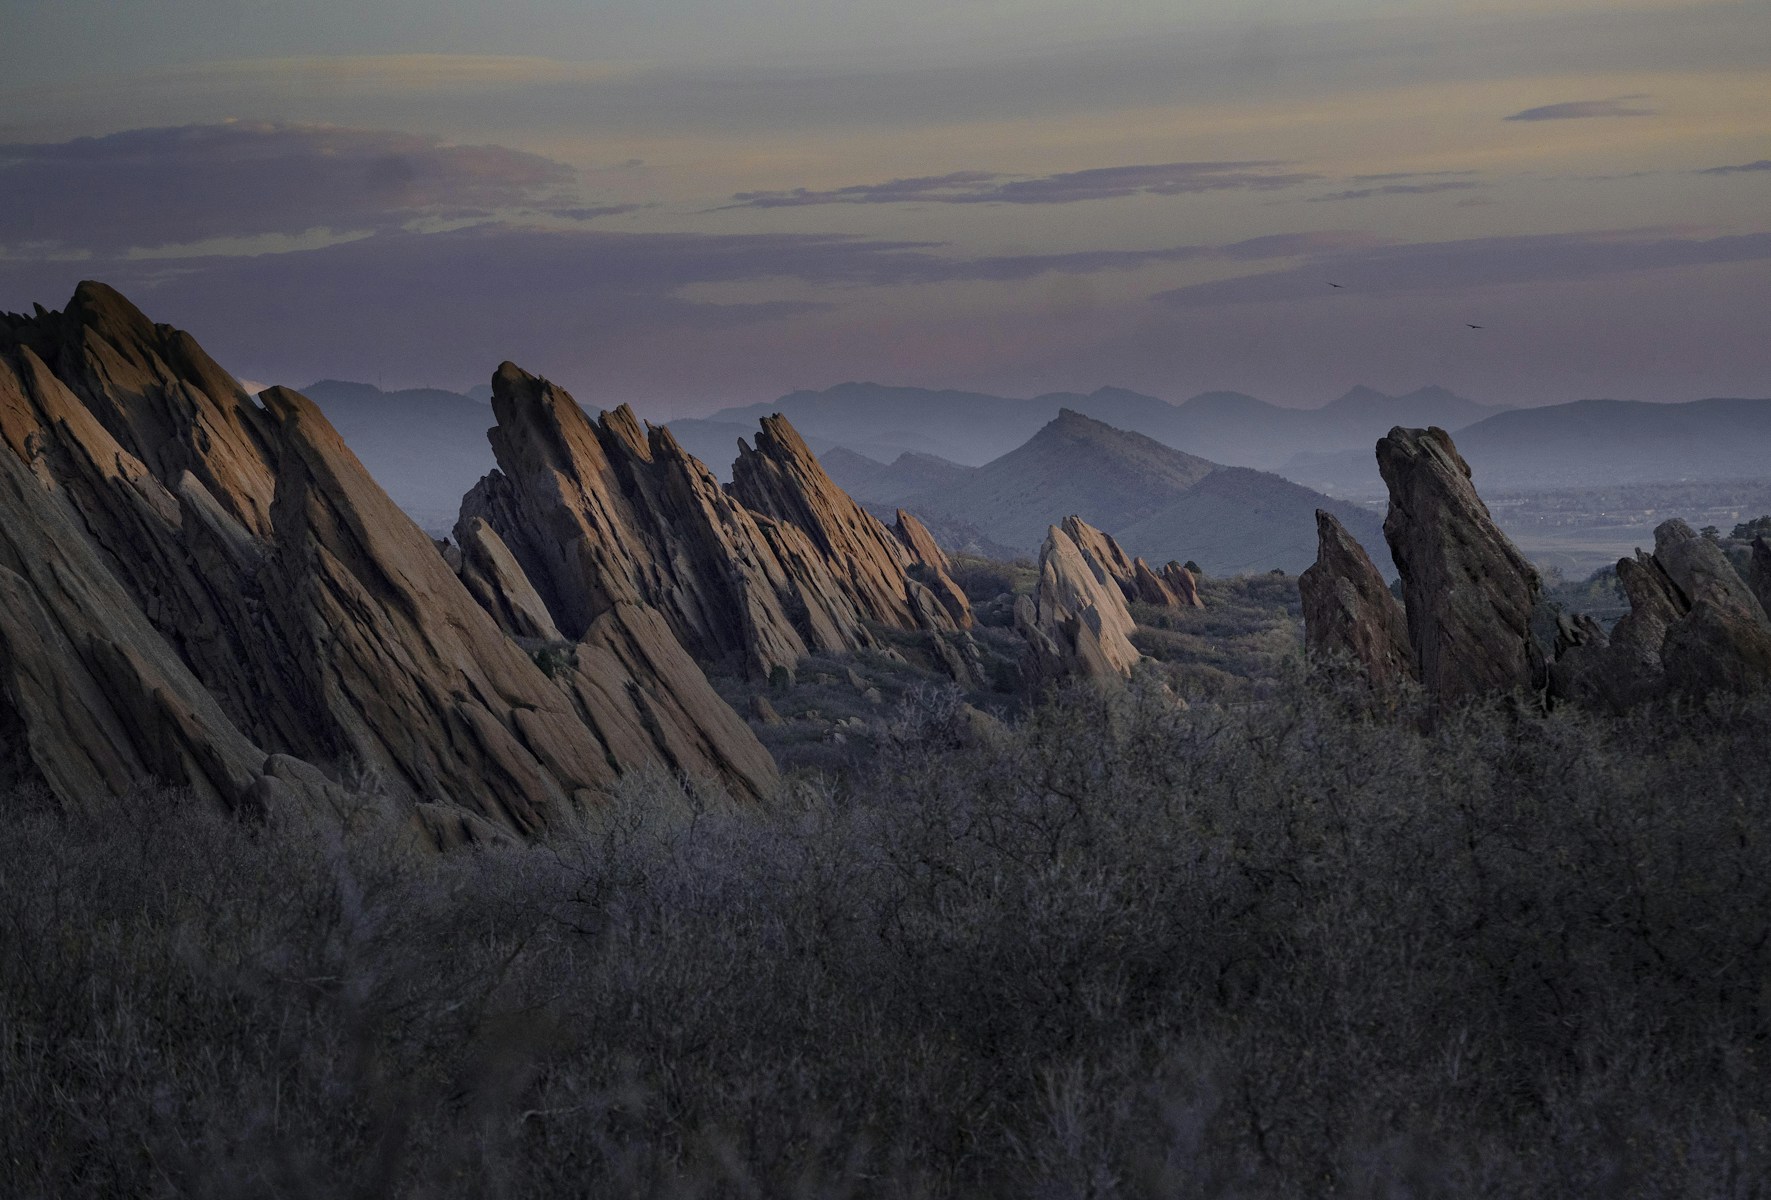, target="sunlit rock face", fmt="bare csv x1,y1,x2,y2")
0,283,777,832
460,363,972,681
1015,517,1143,684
